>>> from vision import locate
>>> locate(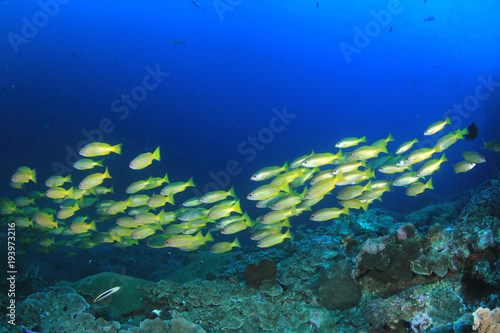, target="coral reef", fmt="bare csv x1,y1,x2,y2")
473,307,500,333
